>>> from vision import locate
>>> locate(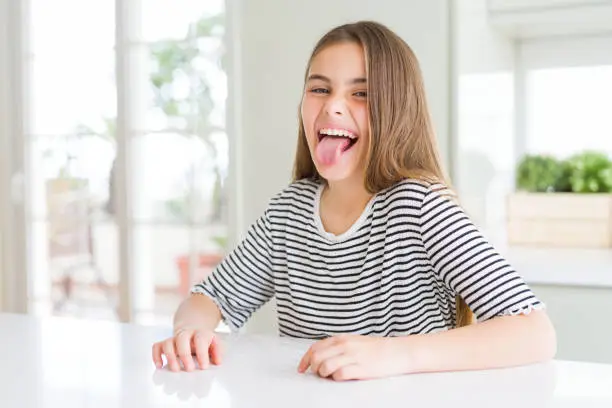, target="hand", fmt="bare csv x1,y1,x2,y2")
297,335,406,381
152,327,223,372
